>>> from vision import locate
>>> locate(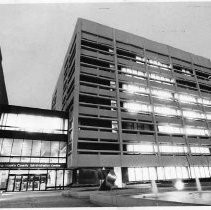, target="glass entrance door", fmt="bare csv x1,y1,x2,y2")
14,175,21,192
7,174,47,191
21,175,28,191
40,175,47,190
33,175,40,191
27,175,34,191
7,175,15,192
